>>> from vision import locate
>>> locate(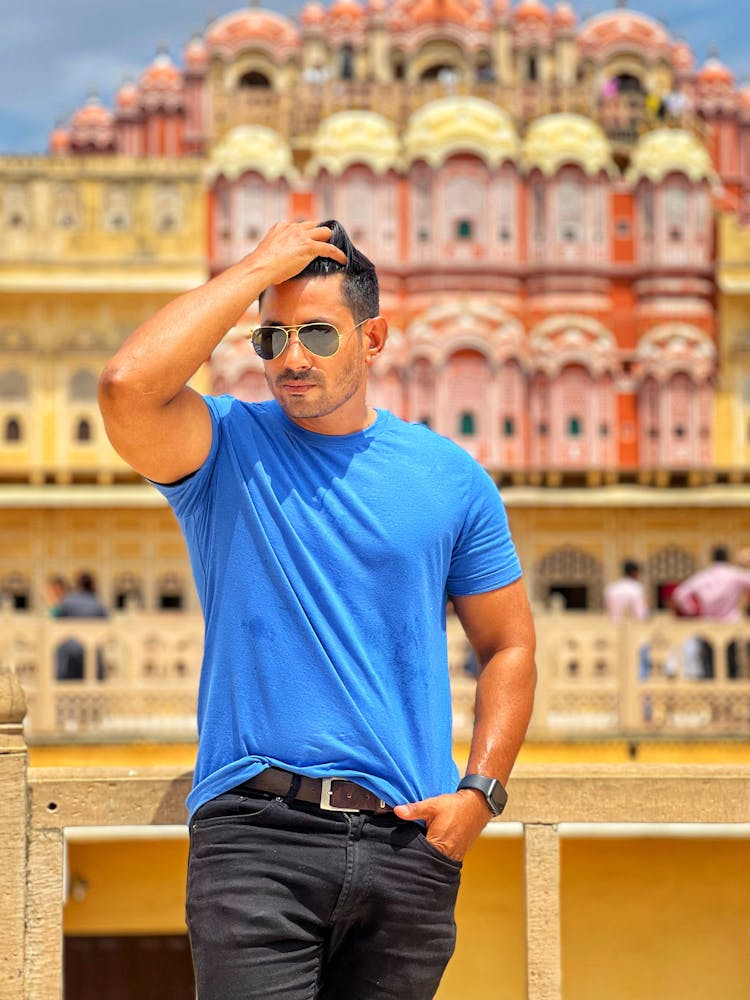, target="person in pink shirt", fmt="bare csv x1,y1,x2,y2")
604,560,649,623
671,547,750,623
604,561,651,680
671,547,750,679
